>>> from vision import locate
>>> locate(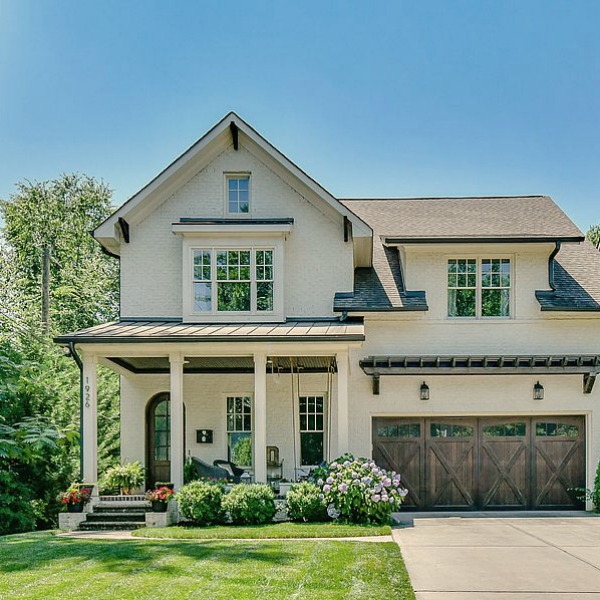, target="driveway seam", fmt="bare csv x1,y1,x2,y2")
505,521,600,573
